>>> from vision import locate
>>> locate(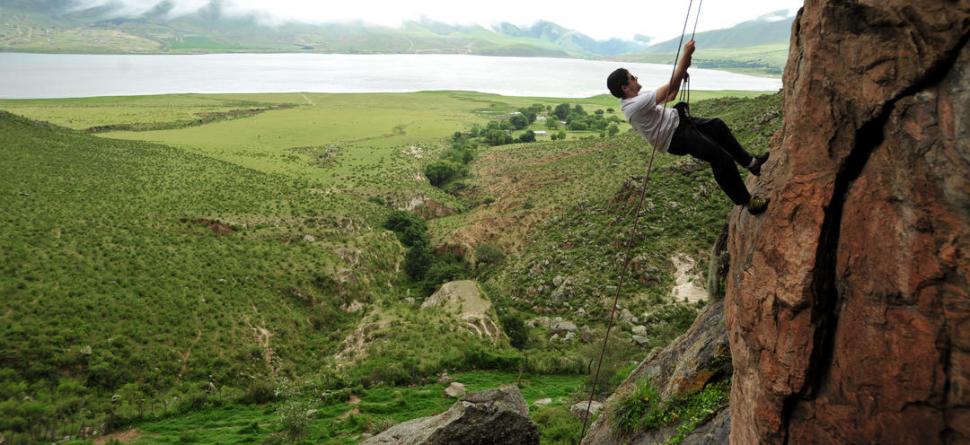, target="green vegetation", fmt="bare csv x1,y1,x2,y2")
609,379,730,444
0,89,781,443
